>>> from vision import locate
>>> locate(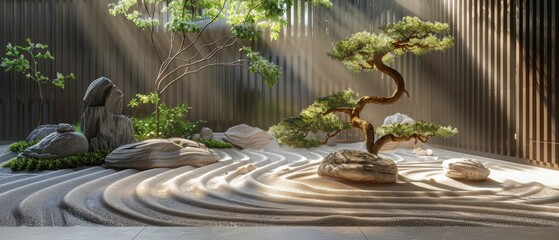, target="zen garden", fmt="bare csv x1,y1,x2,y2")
0,0,558,237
